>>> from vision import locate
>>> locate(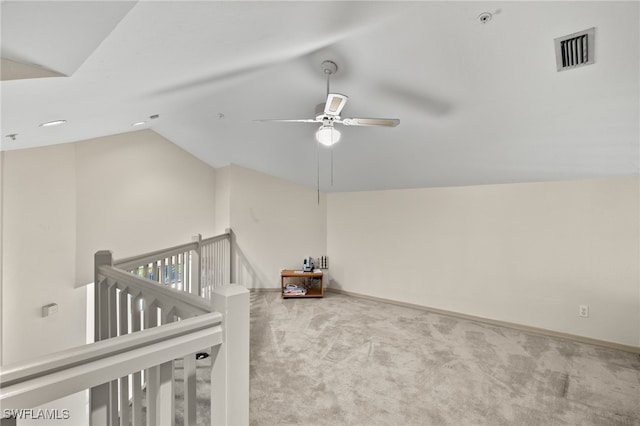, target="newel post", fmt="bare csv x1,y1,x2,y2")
210,284,250,426
191,234,202,296
94,251,113,343
91,250,114,426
